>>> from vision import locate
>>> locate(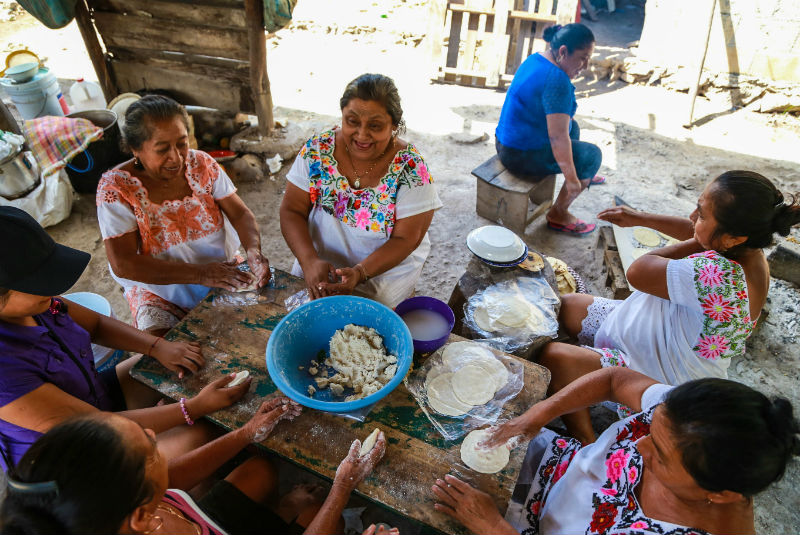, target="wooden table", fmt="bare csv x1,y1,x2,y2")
132,268,550,534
